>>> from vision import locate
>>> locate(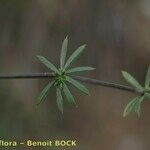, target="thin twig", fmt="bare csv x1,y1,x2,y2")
0,73,54,79
72,76,143,94
0,73,144,94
